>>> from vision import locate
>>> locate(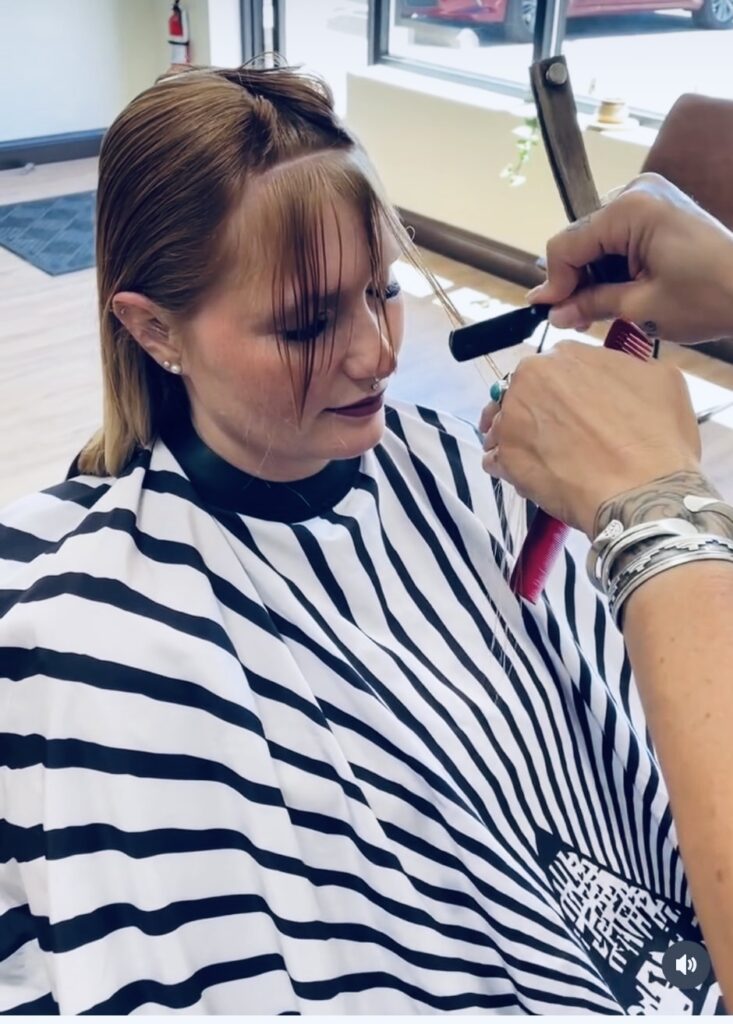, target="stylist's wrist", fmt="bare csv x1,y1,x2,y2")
591,465,723,540
584,454,703,540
